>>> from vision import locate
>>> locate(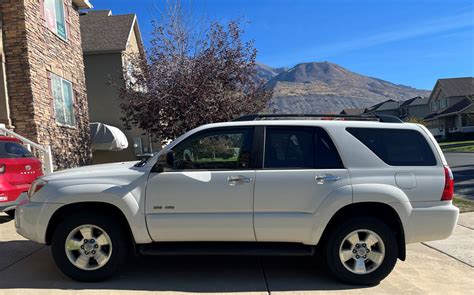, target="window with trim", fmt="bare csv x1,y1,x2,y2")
347,128,436,166
43,0,69,41
431,101,438,111
439,98,448,109
172,128,253,170
264,127,343,169
50,73,75,126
